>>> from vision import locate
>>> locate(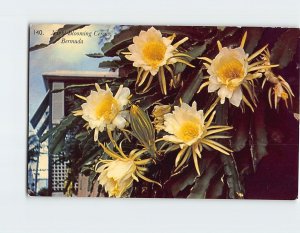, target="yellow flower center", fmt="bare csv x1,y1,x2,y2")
177,121,201,143
274,84,289,100
281,92,288,100
112,183,120,195
216,58,245,89
95,94,119,121
142,41,167,68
